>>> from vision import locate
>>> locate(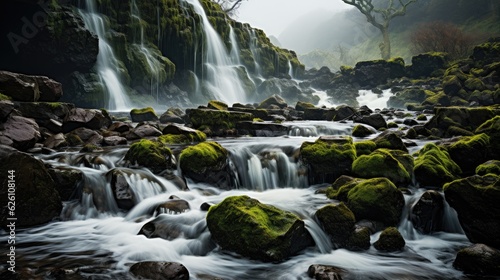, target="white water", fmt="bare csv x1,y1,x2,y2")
80,0,132,111
248,28,263,77
357,89,394,110
181,0,248,105
8,126,472,279
131,0,164,103
229,24,241,65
